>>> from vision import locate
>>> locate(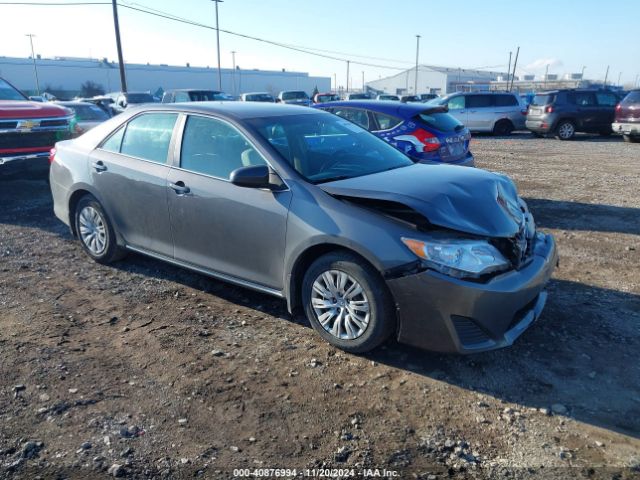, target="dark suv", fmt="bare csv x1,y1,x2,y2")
526,89,621,140
613,90,640,143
